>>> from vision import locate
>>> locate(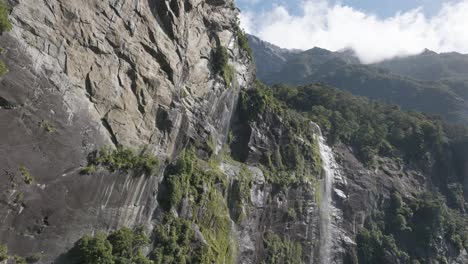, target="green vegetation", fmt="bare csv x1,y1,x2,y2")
0,59,7,76
447,183,465,210
14,191,23,204
83,146,159,175
0,245,34,264
76,233,114,264
197,187,236,264
214,45,235,85
39,120,56,133
0,244,7,261
311,136,322,175
151,215,198,264
357,227,409,263
25,253,43,263
236,81,321,186
157,148,236,263
236,27,253,59
255,44,468,123
261,231,303,264
75,227,152,264
0,1,11,77
81,164,97,174
357,192,468,263
158,148,195,210
13,255,26,264
0,1,11,33
228,165,252,223
273,84,448,167
19,165,33,184
235,81,467,261
239,80,281,122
